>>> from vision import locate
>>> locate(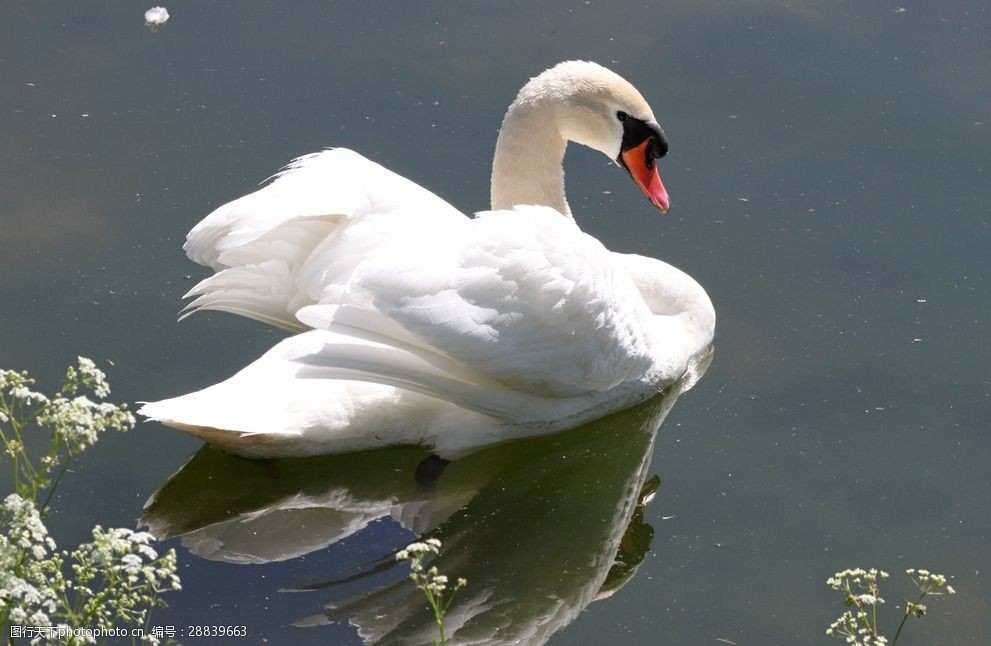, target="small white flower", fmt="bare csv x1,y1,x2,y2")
8,384,49,405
